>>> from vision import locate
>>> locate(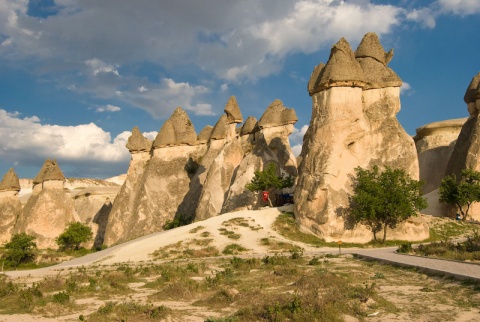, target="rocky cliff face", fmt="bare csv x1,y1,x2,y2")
294,33,421,242
0,168,22,244
14,160,77,249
